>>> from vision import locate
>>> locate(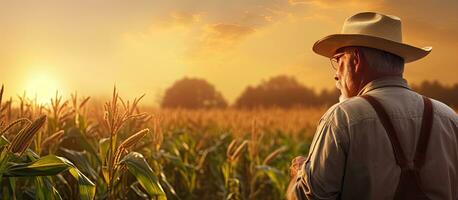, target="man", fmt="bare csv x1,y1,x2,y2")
287,12,458,200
